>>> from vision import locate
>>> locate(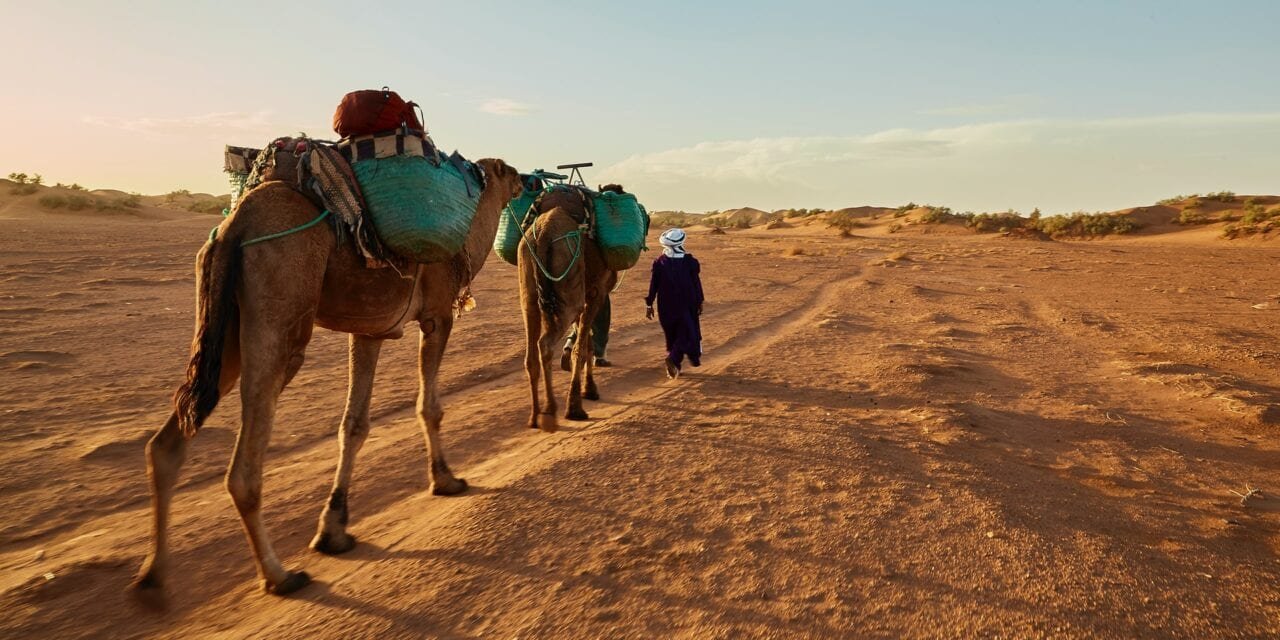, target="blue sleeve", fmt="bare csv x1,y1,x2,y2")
645,259,660,306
